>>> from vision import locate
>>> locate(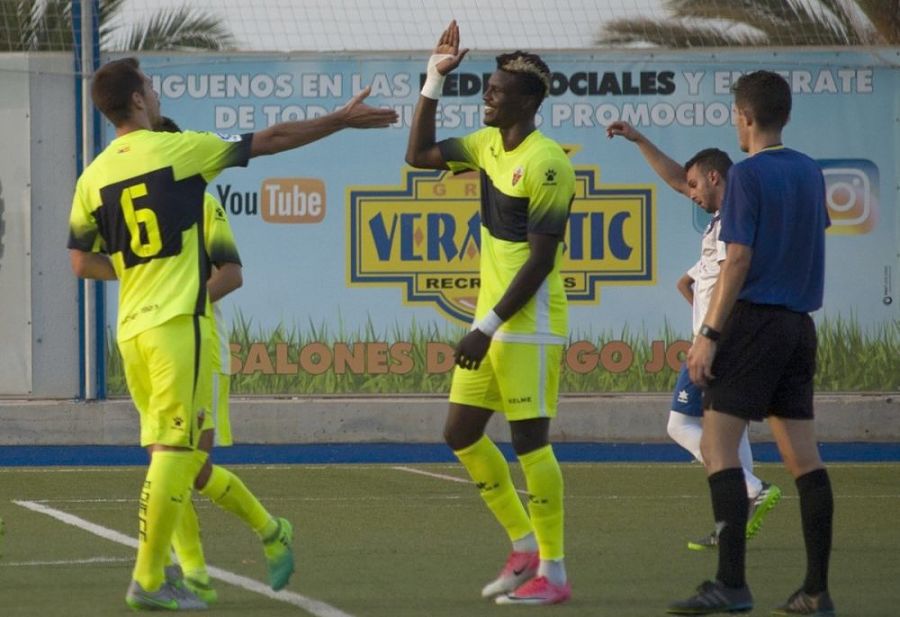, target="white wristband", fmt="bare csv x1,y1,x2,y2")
475,309,504,337
421,54,453,100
